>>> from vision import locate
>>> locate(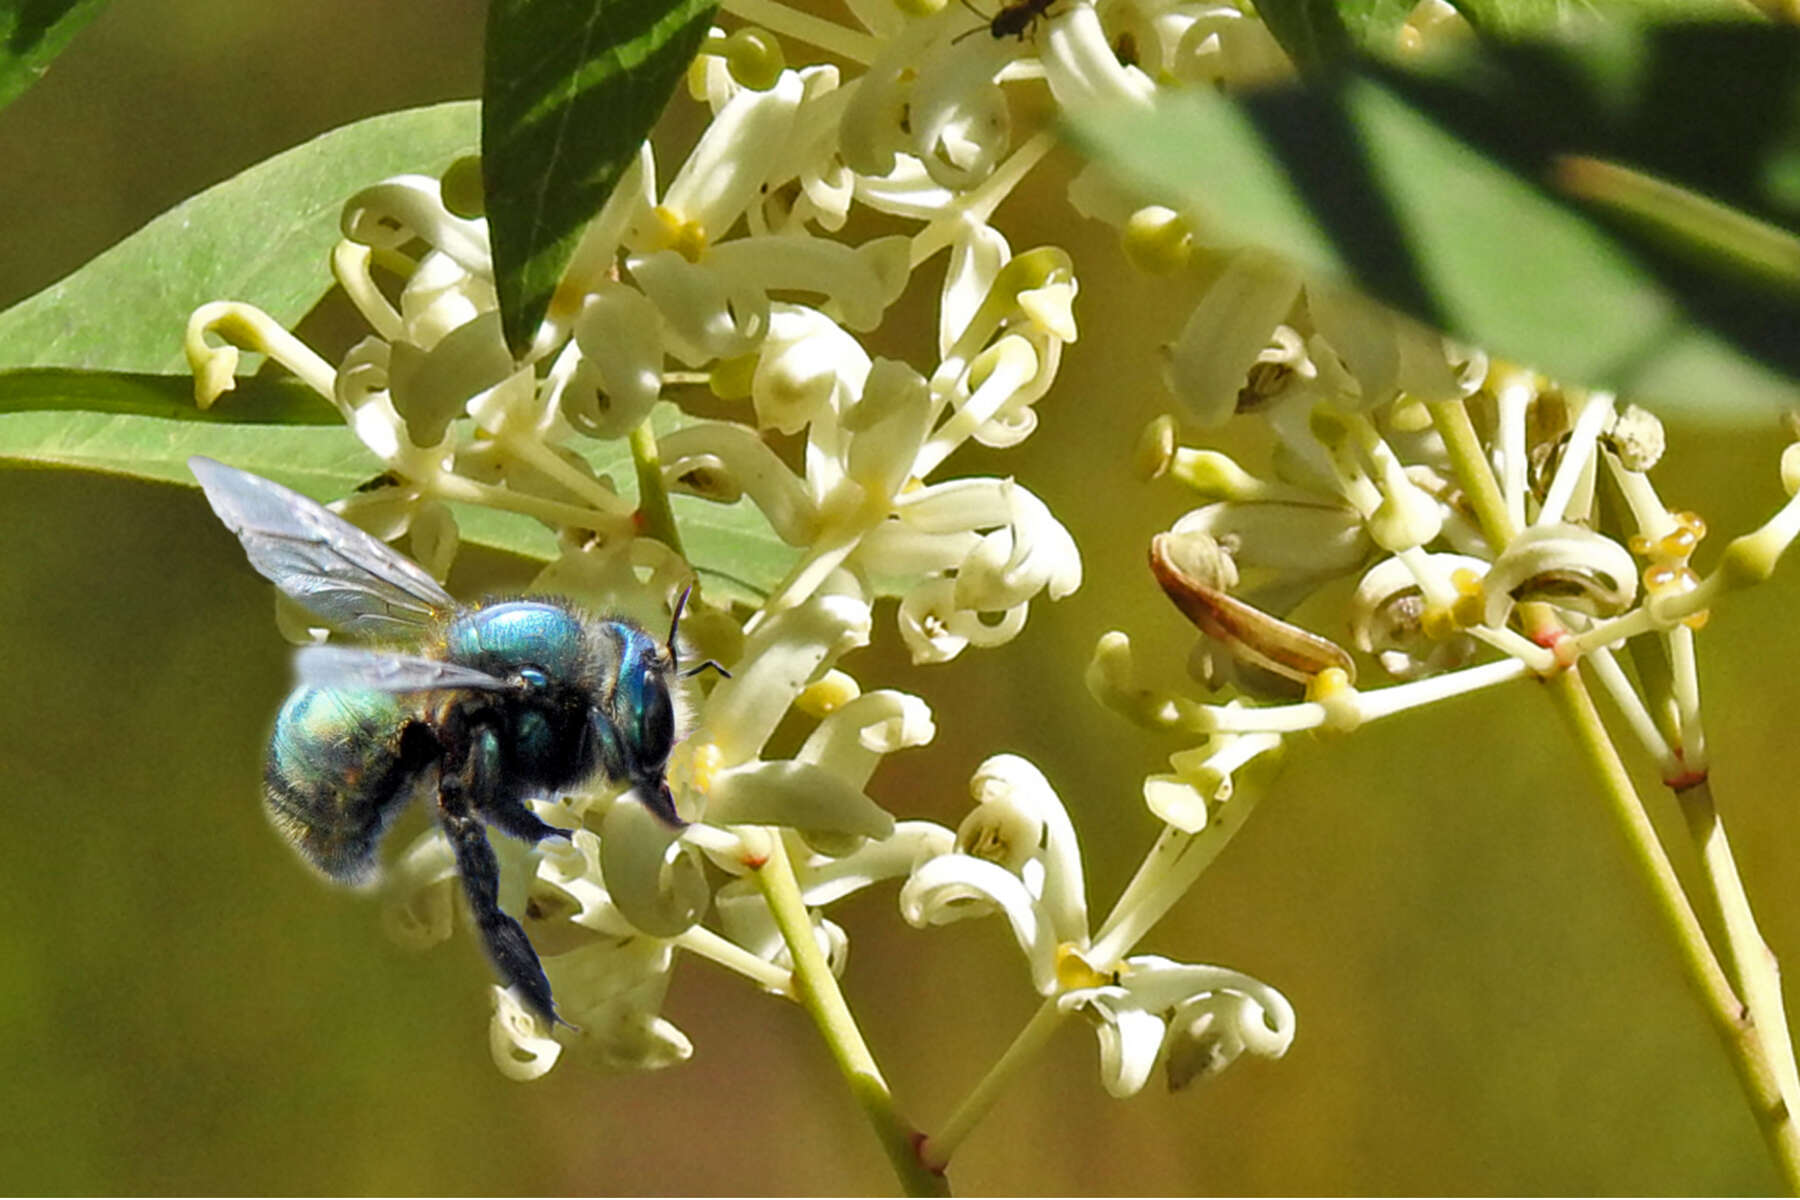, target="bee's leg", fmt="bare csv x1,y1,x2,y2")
439,731,562,1028
479,796,572,847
